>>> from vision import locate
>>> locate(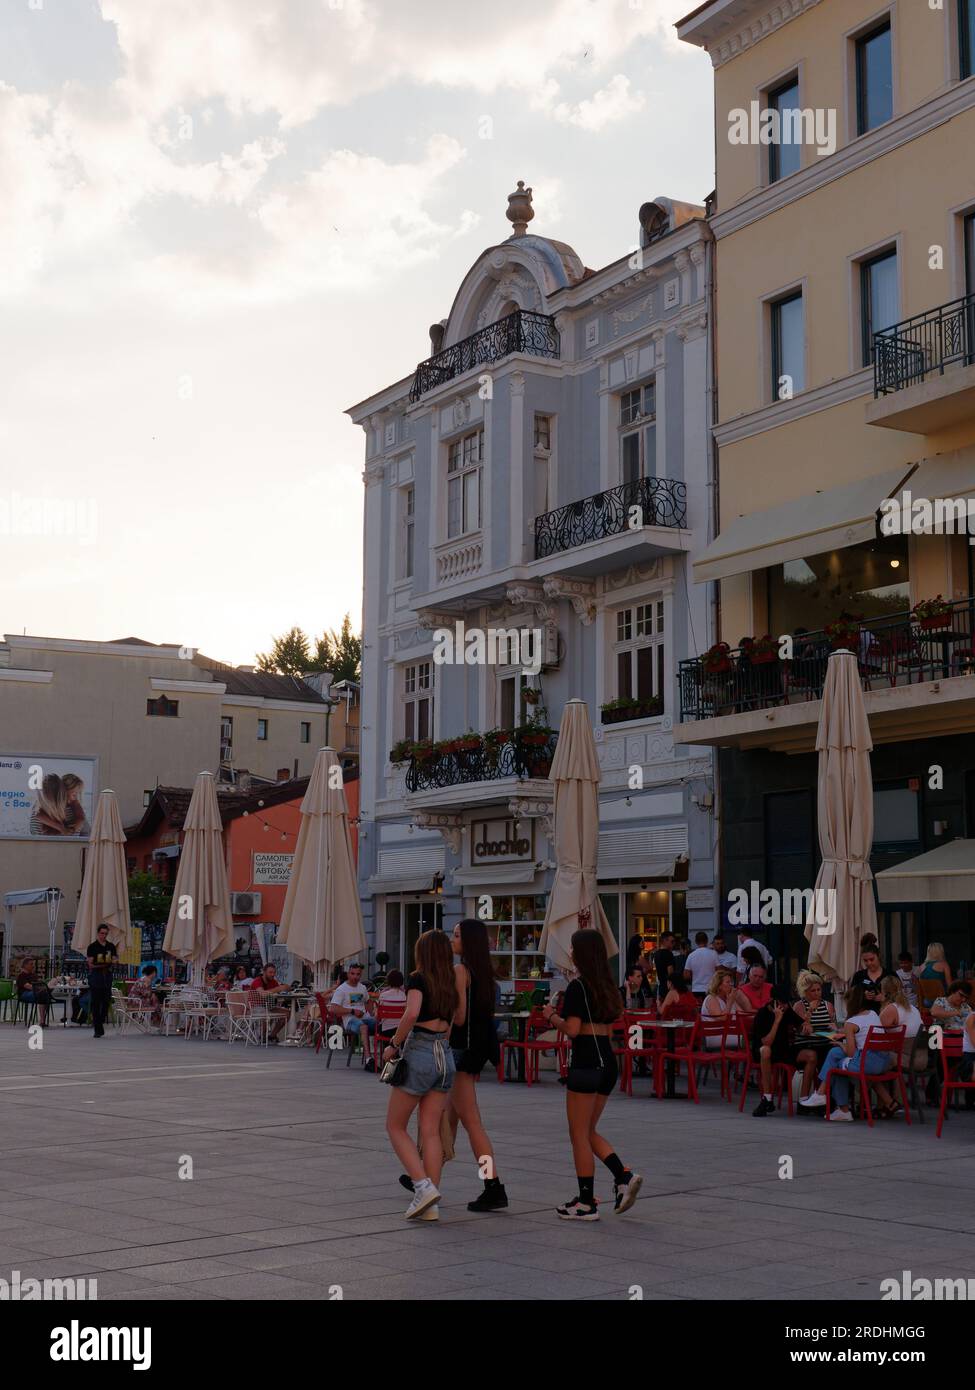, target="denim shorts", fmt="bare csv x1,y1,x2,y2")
396,1029,455,1097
